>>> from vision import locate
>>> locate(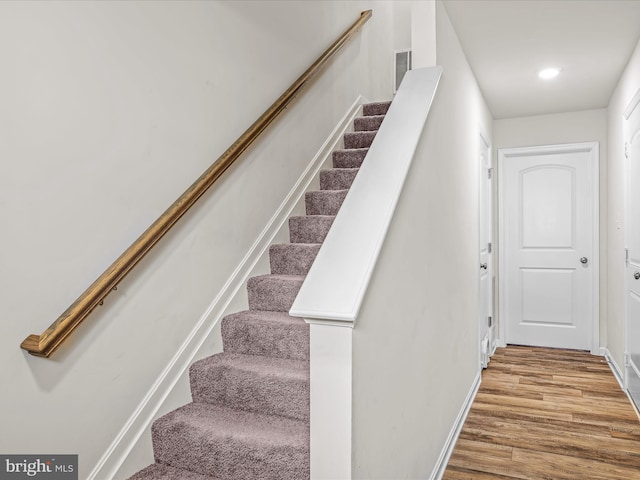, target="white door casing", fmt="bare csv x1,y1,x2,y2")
624,89,640,409
499,143,599,352
478,131,493,367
